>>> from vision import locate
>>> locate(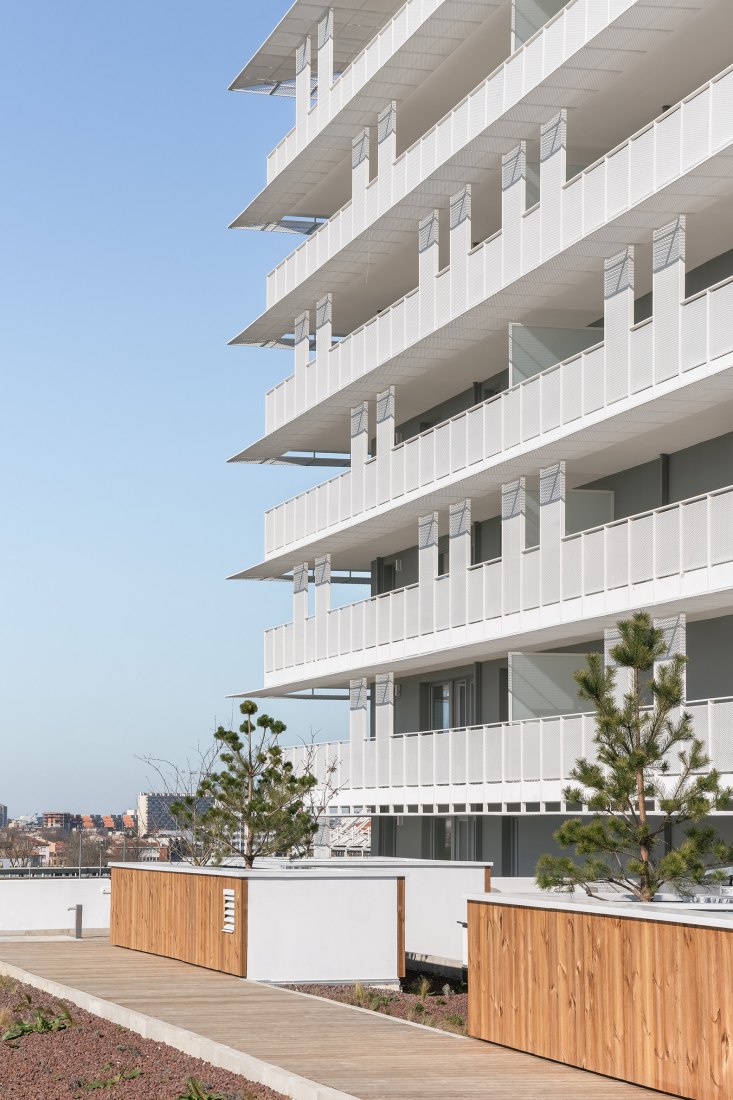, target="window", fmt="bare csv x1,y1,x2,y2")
430,683,450,730
453,680,469,727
